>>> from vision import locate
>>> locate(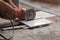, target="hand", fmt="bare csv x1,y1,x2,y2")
0,1,16,20
3,0,18,8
